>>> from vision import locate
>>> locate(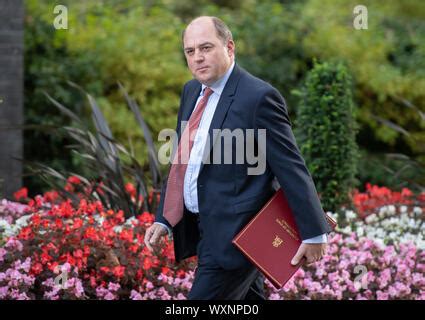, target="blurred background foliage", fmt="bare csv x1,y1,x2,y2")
24,0,425,196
